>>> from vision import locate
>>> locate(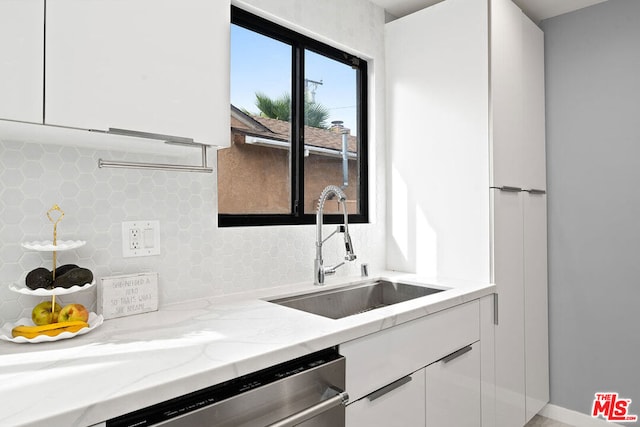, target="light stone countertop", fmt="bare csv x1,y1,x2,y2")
0,271,495,427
